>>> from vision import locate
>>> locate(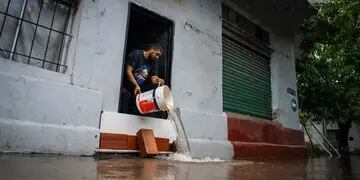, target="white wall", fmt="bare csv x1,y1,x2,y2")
71,0,128,112
85,0,232,159
0,59,102,155
0,0,103,155
72,0,224,114
349,122,360,152
270,34,300,130
0,0,230,157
